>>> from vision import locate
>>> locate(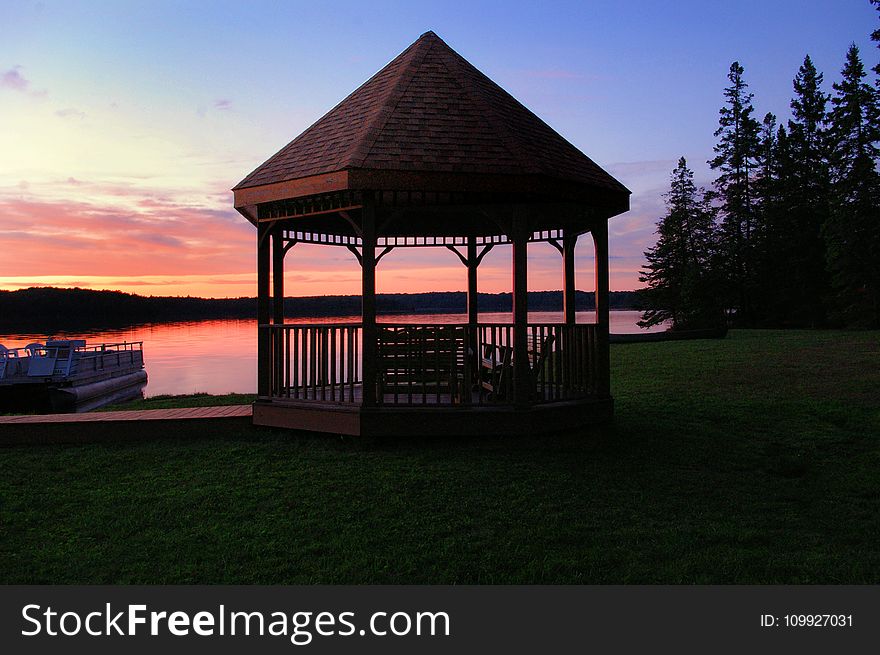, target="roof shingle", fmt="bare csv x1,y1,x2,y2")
234,31,627,196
